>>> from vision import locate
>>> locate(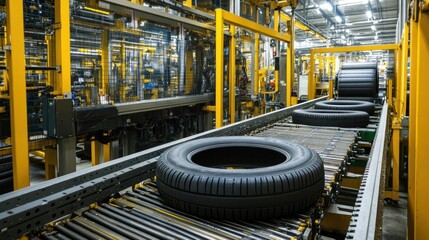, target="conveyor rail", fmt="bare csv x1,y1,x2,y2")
0,98,390,239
